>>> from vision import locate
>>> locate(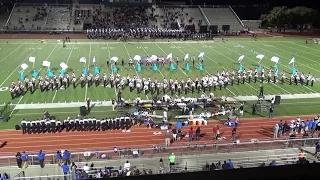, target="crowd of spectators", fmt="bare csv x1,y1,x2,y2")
90,6,149,29
75,161,153,179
